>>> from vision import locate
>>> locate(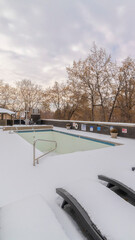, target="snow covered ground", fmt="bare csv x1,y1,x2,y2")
0,127,135,240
